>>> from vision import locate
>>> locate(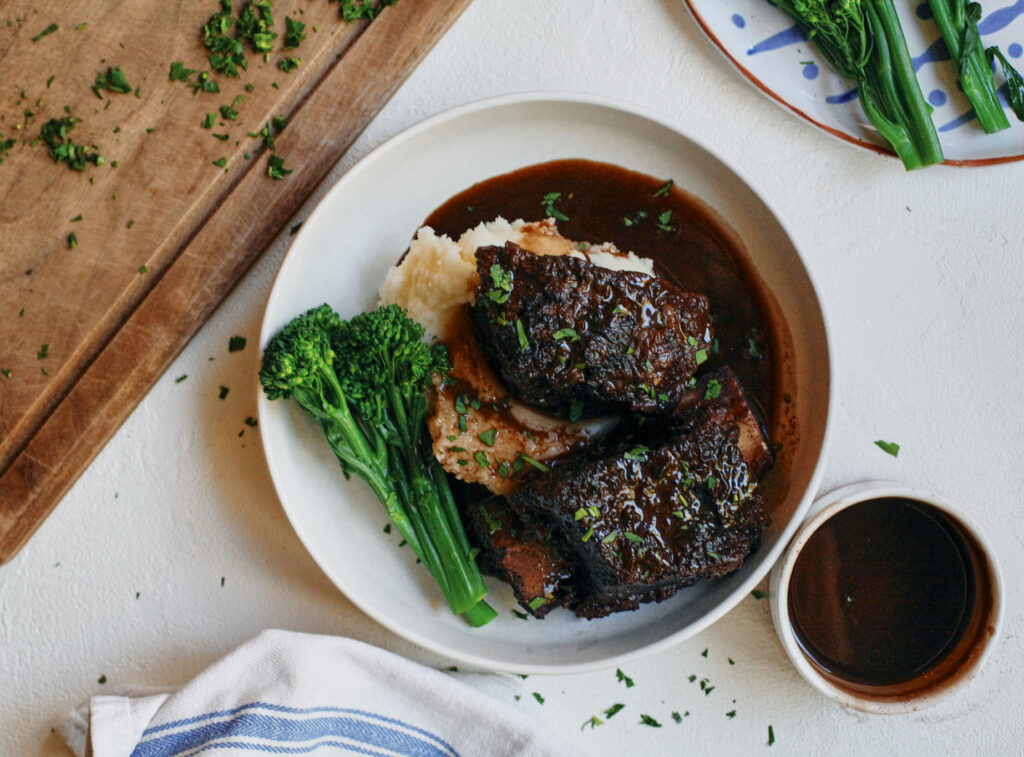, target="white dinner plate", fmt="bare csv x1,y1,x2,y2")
684,0,1024,165
258,92,832,673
